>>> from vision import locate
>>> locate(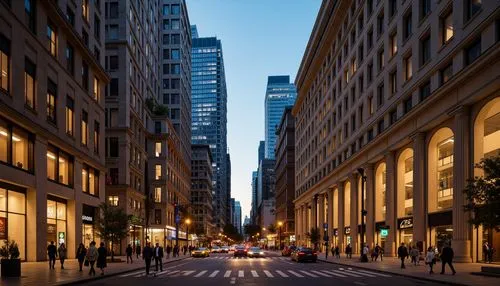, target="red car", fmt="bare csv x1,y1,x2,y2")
233,246,247,257
281,246,297,256
291,247,318,262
